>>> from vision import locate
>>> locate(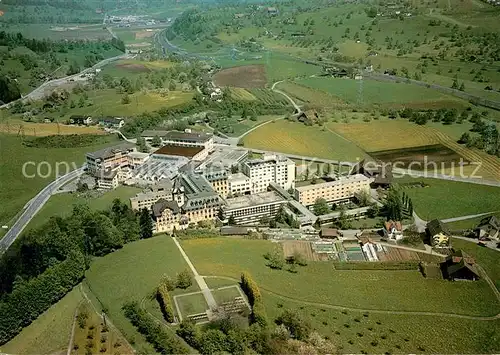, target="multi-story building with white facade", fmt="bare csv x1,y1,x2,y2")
294,174,371,207
228,173,252,196
223,191,287,225
130,179,173,211
141,129,214,153
127,151,150,169
152,173,224,233
86,143,136,174
242,154,295,194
